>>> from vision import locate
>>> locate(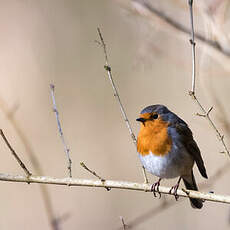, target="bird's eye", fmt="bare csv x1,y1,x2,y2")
151,114,158,120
